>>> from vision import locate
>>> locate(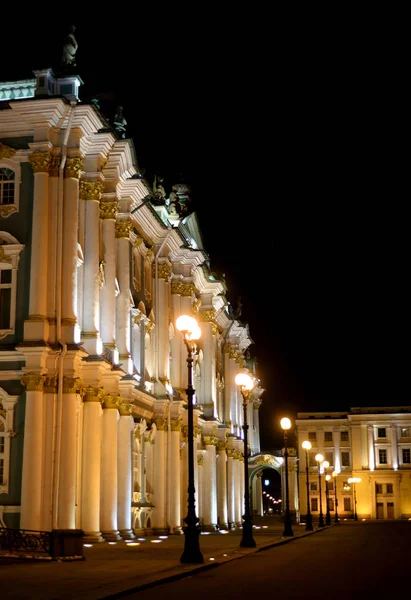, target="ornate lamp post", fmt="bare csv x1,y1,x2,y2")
176,315,203,564
301,440,313,531
235,372,256,548
322,460,331,526
280,417,293,537
348,477,361,521
332,471,339,523
315,453,325,527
